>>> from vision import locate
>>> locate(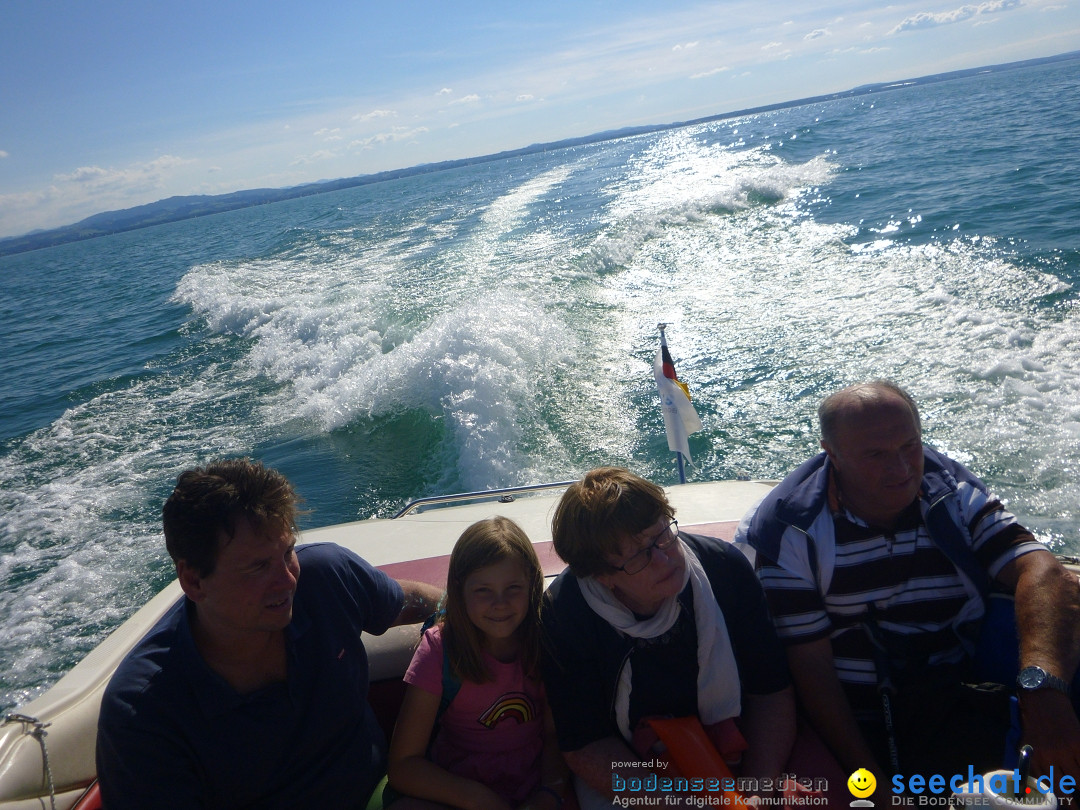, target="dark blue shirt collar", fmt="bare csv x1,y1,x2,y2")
177,596,314,718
